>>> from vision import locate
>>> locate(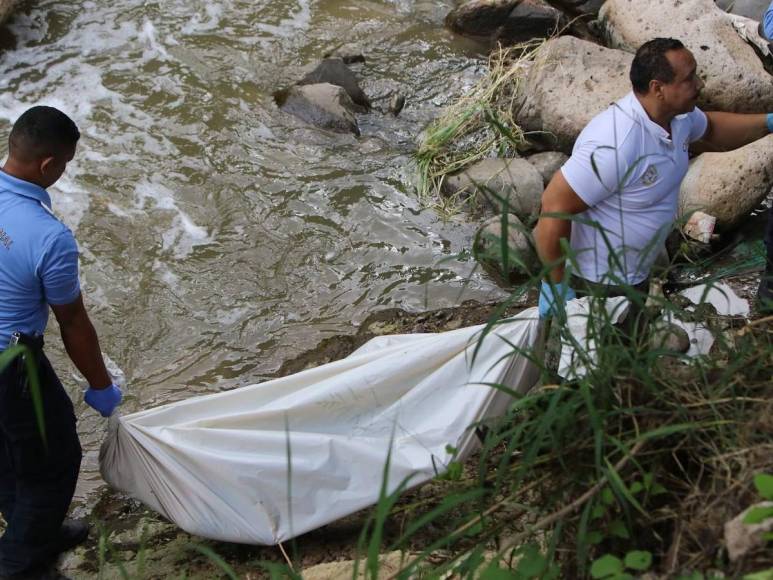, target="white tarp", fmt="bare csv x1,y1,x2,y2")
99,311,543,544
